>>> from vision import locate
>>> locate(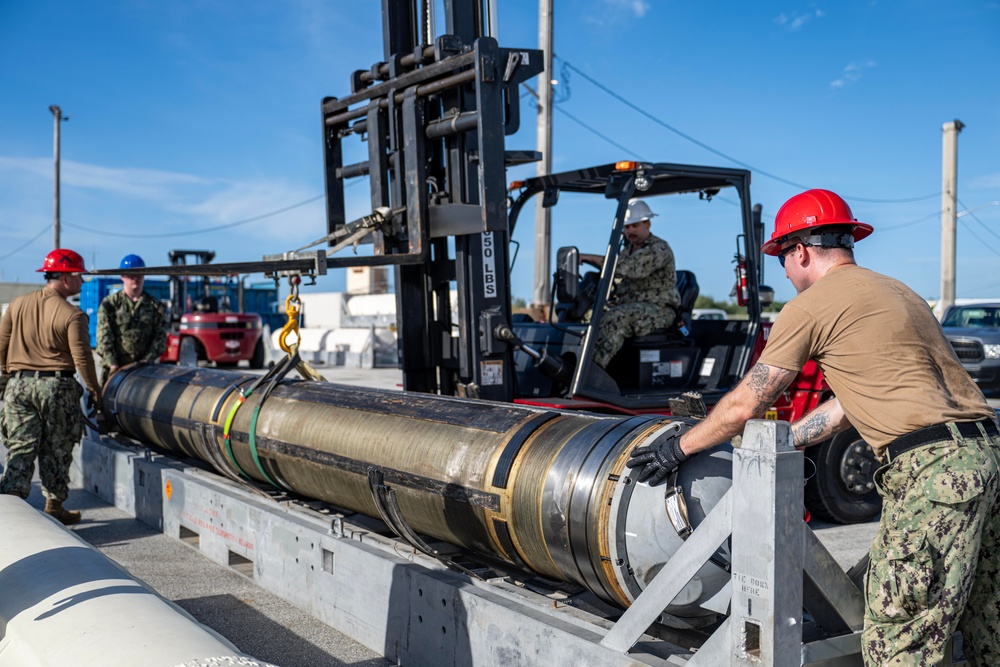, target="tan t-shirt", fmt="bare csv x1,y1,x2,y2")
0,287,101,398
758,264,991,455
